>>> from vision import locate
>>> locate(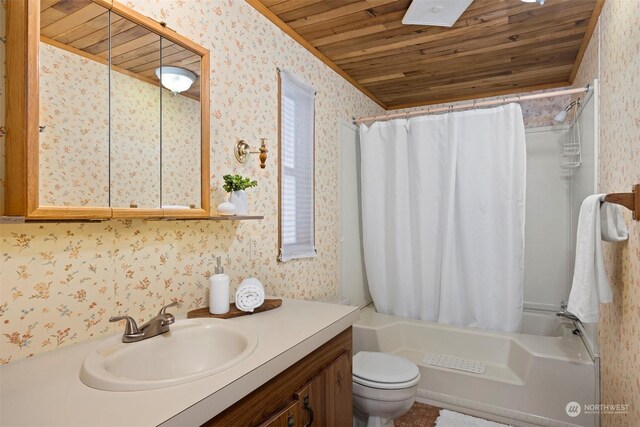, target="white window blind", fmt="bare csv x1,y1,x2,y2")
279,69,316,262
